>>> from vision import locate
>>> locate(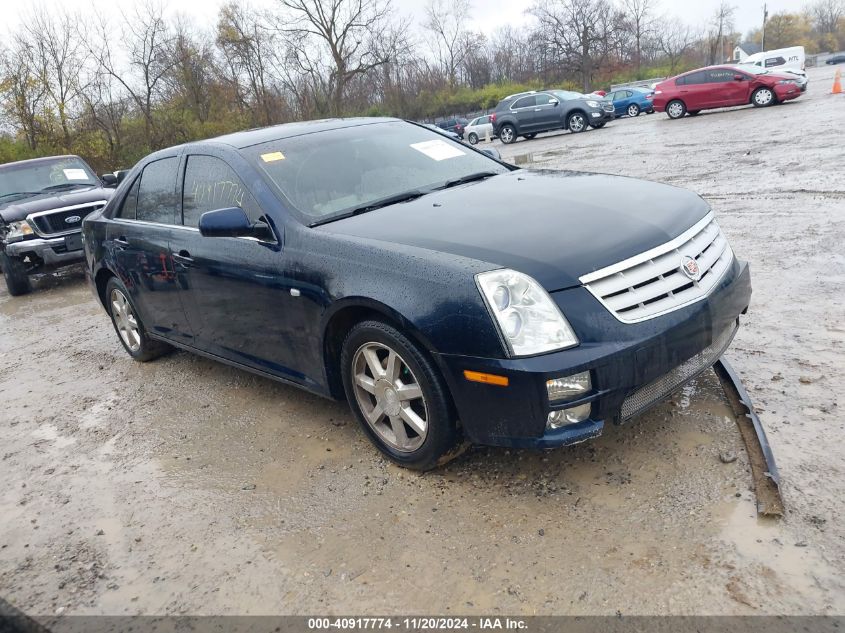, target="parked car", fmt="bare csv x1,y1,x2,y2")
464,115,495,144
423,123,461,142
739,46,805,76
0,155,115,296
436,118,468,139
491,90,615,143
83,118,751,470
653,65,804,119
605,87,655,117
825,54,845,65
